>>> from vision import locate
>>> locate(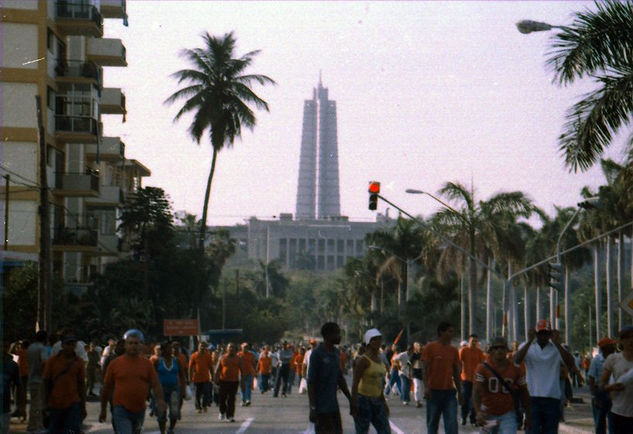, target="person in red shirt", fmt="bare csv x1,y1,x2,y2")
99,329,165,433
459,334,486,426
473,336,531,432
422,322,463,434
43,335,86,433
188,341,214,413
238,342,256,406
214,343,245,422
257,346,273,393
11,341,29,421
